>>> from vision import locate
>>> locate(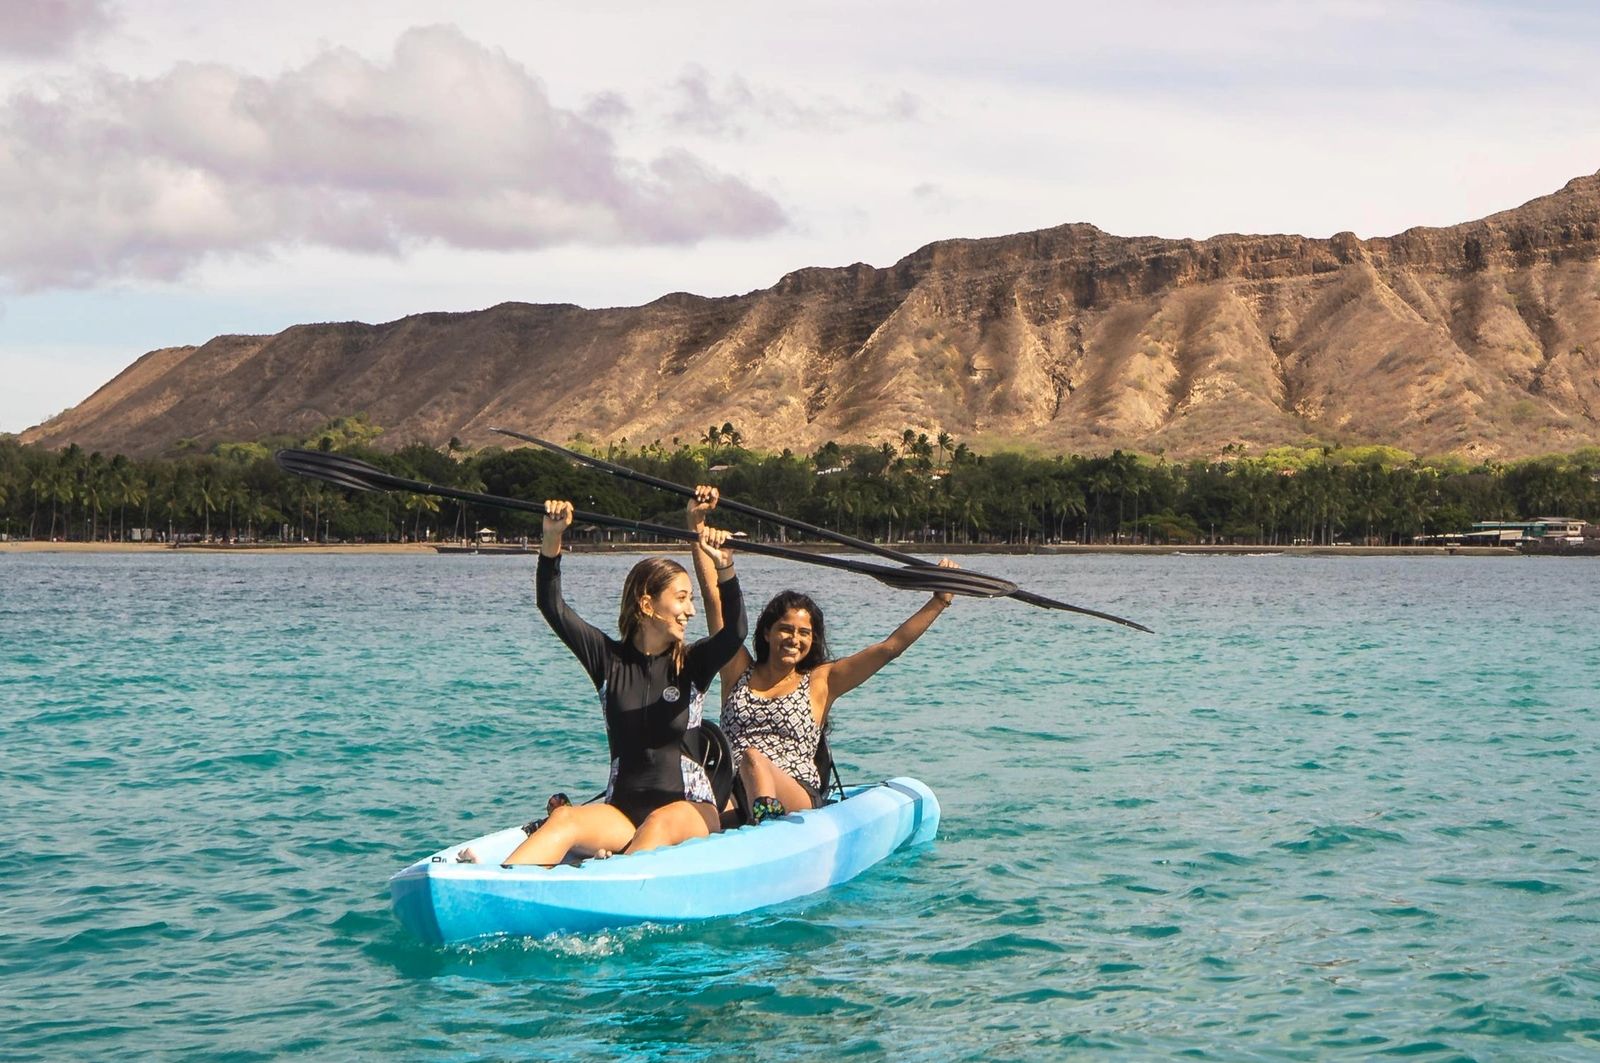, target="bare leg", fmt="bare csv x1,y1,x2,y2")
499,803,636,865
622,801,718,854
740,747,815,812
